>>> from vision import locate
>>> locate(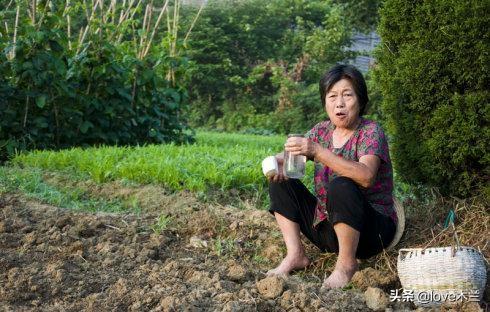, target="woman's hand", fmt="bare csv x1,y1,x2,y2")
284,137,320,160
268,156,288,183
